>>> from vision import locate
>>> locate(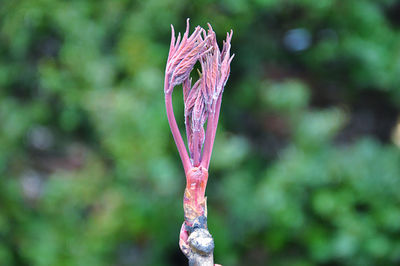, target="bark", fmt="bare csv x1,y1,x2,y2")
187,228,214,266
